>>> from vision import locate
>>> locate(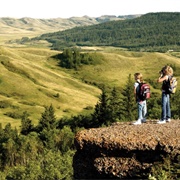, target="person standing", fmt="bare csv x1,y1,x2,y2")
157,65,173,124
133,73,147,125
